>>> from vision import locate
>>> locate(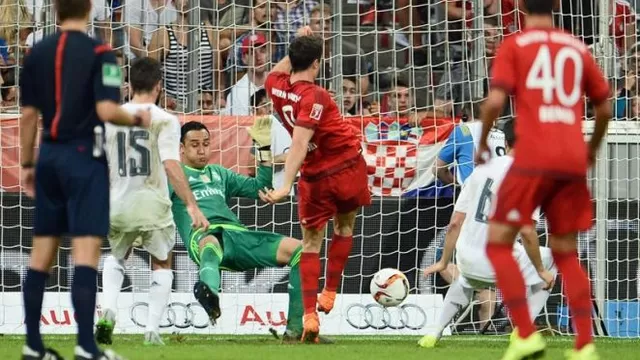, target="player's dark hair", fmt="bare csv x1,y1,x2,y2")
502,120,516,148
54,0,92,22
523,0,556,15
250,88,268,108
181,121,210,143
288,35,324,73
129,57,162,95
